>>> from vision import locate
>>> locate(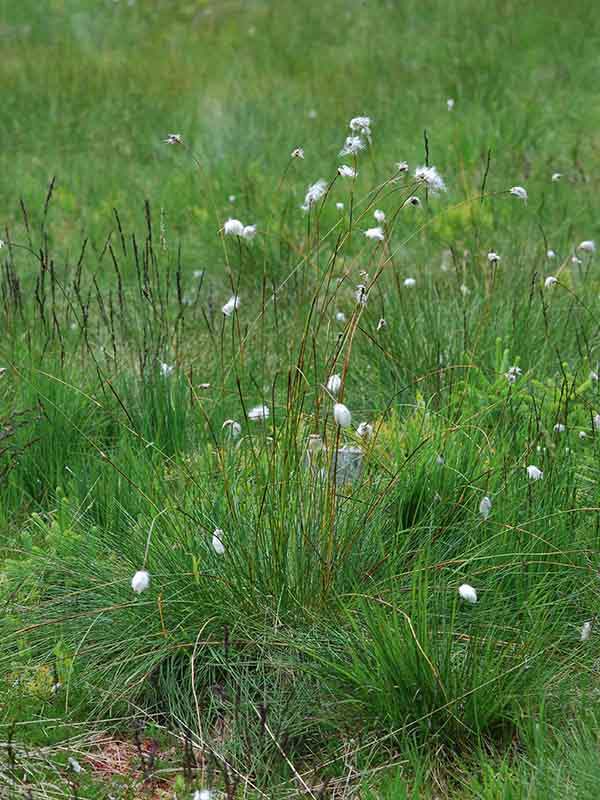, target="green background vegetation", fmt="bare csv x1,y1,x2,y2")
1,0,600,797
